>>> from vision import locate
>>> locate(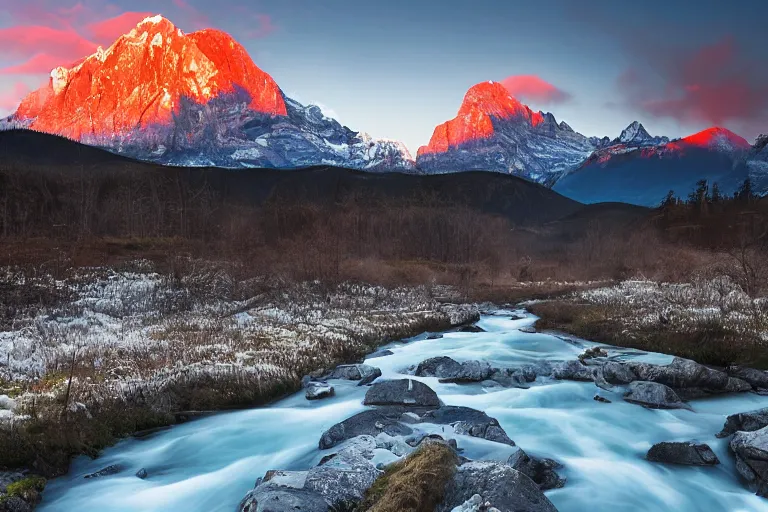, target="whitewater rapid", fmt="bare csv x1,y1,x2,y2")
39,311,768,512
